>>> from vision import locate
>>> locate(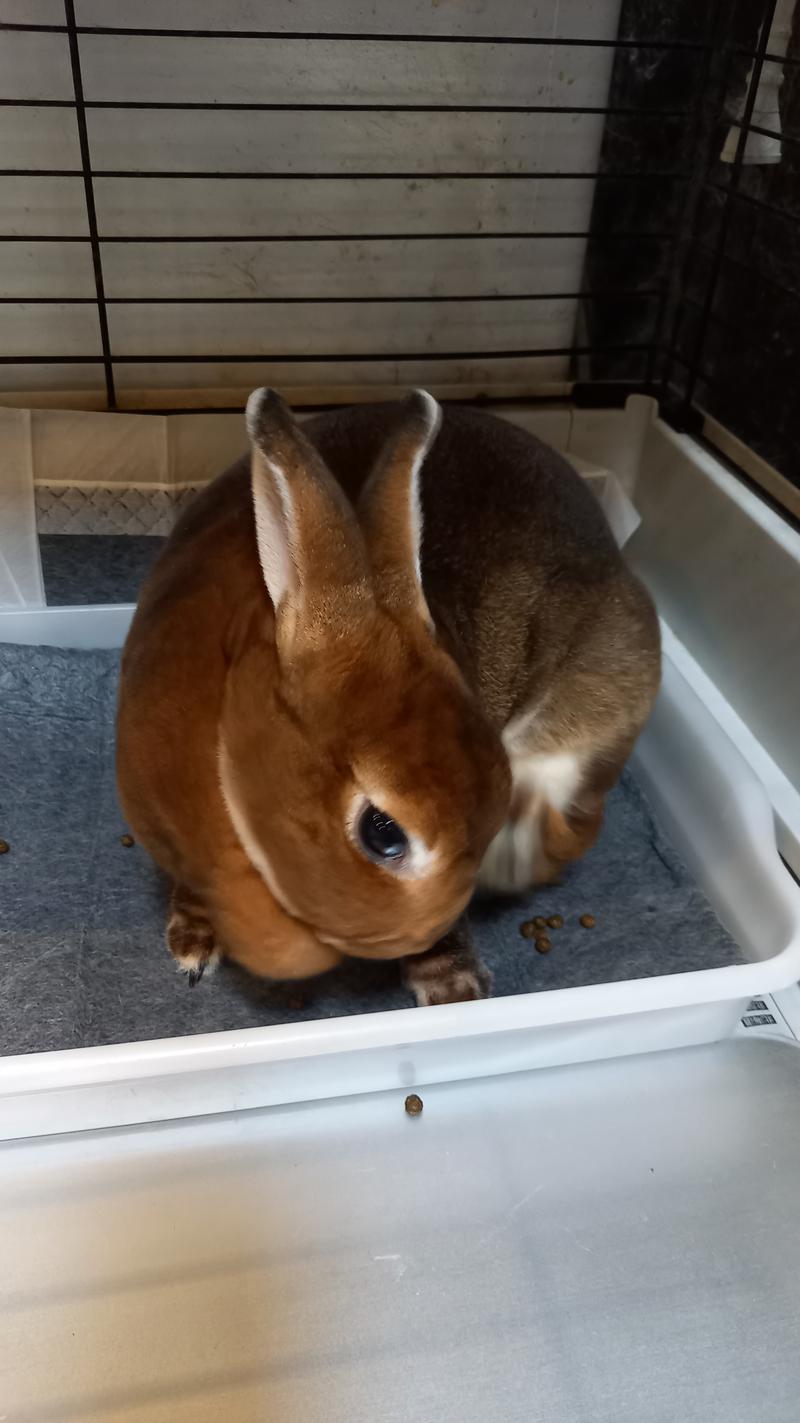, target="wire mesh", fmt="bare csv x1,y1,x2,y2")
0,0,796,499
